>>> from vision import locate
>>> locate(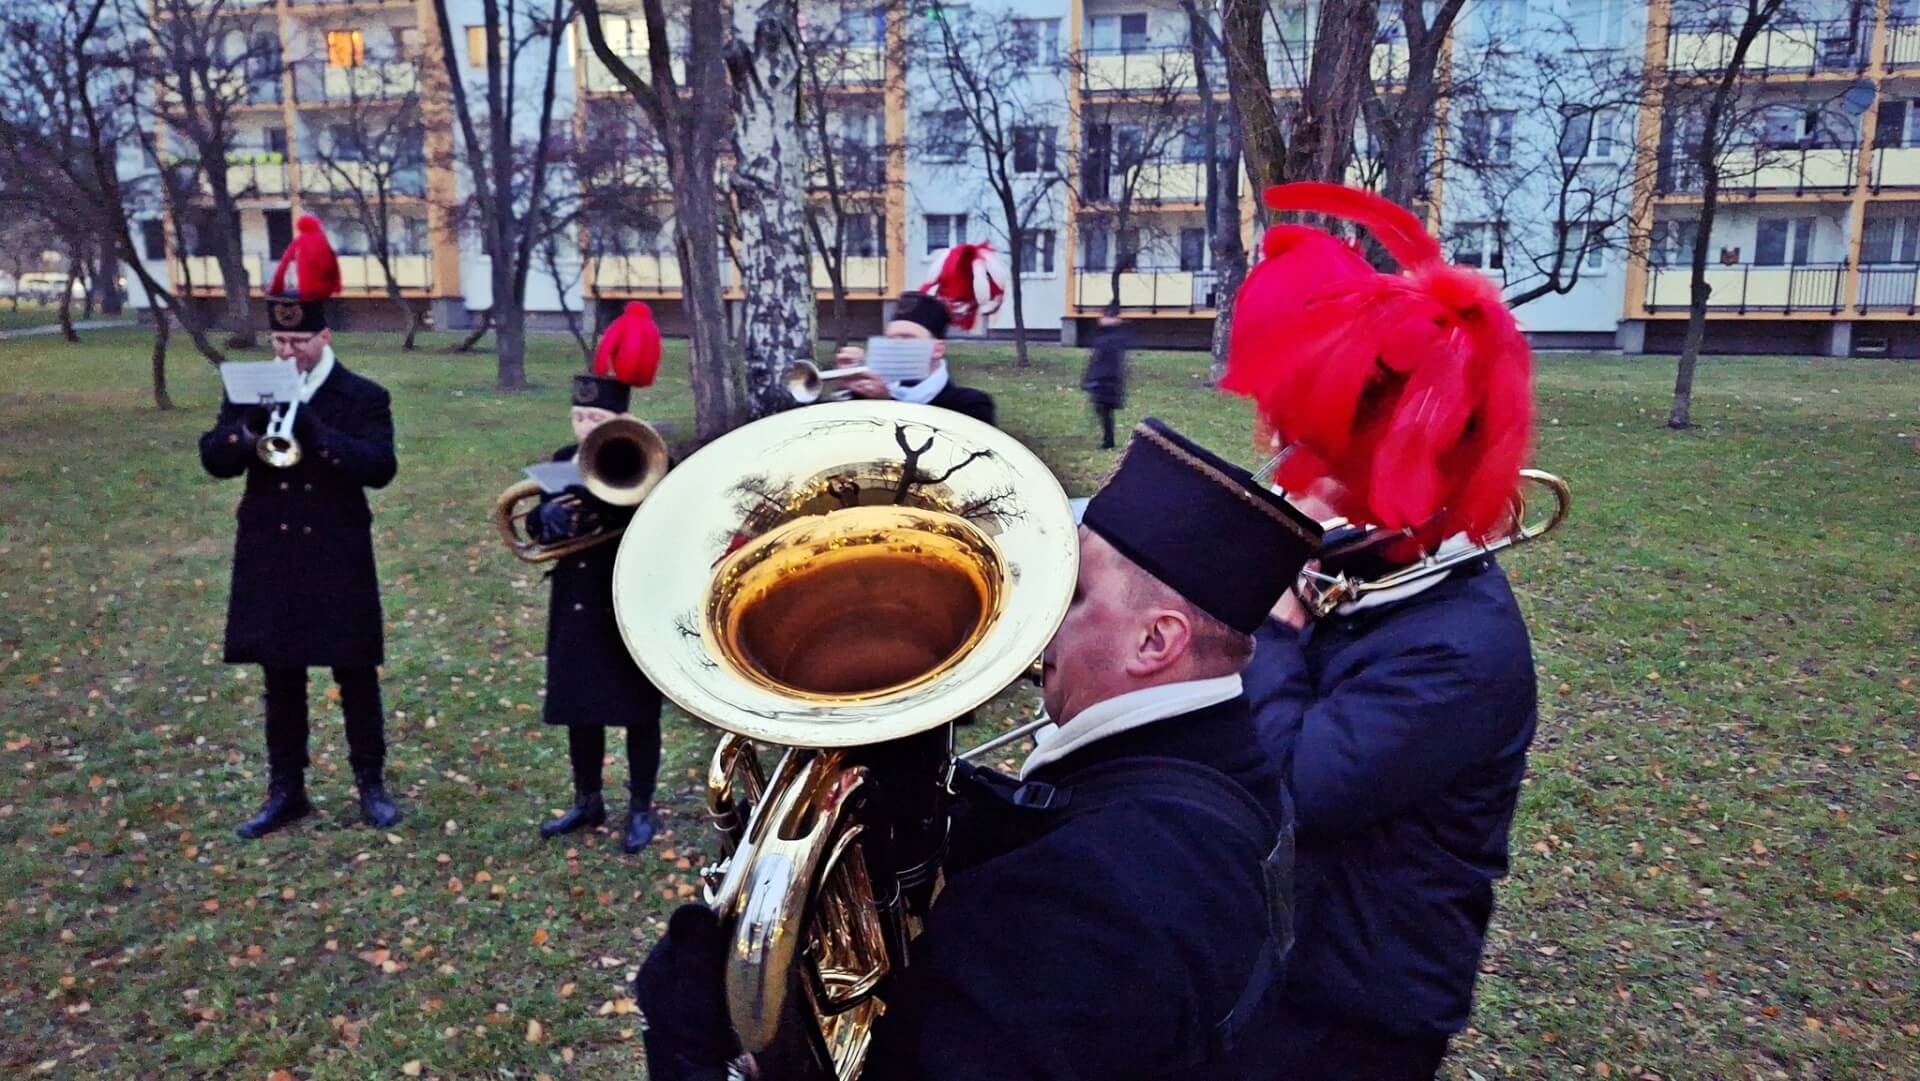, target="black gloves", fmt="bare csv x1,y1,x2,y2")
637,904,741,1081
